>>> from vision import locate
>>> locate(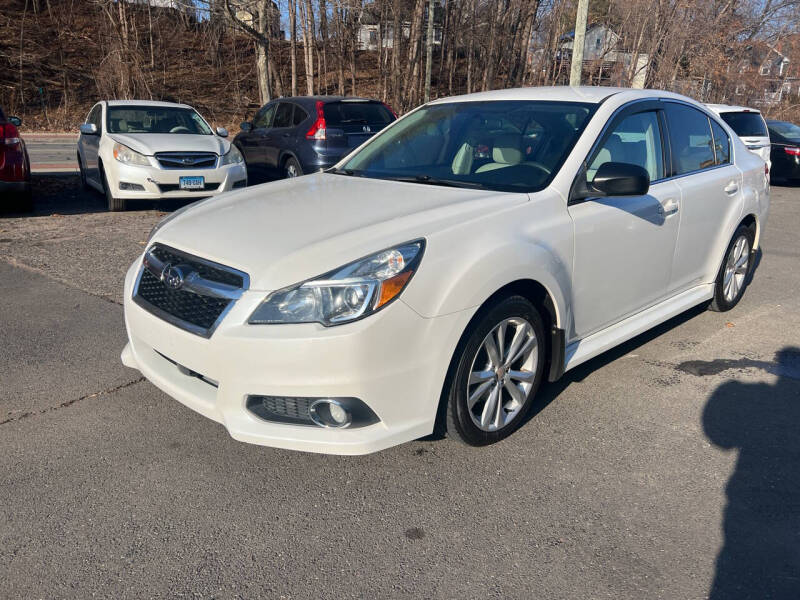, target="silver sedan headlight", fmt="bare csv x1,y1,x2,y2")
220,144,244,165
249,240,425,326
112,142,150,166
